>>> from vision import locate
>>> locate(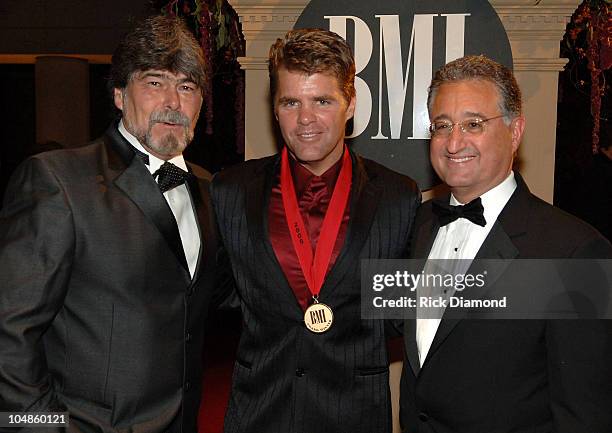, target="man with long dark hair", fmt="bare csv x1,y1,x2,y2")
0,15,229,432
